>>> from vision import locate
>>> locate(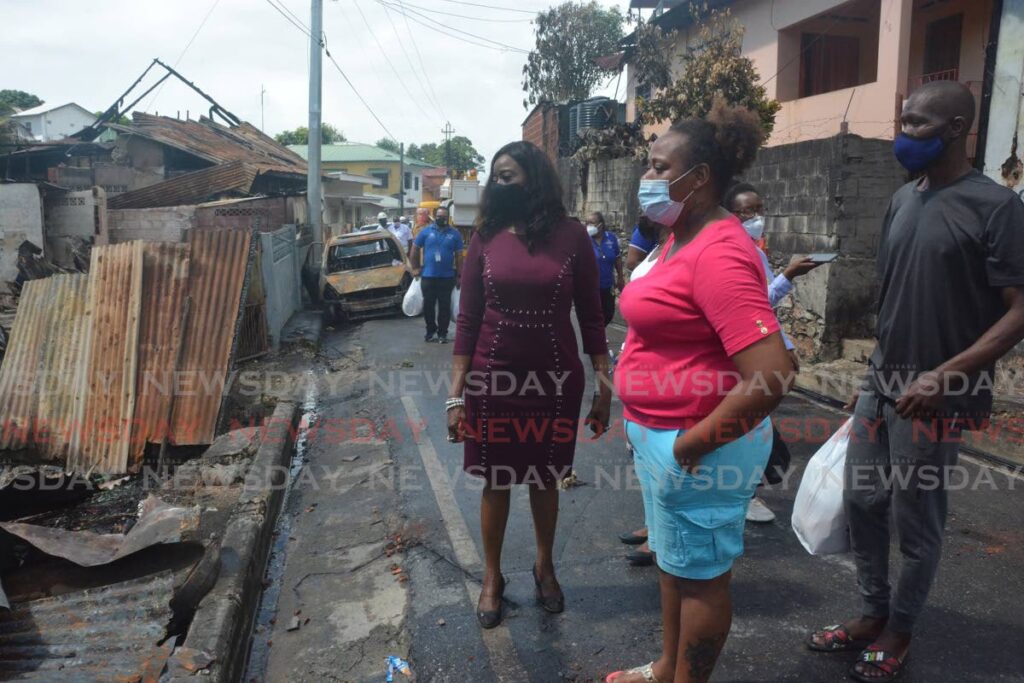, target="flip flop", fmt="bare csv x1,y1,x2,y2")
606,662,661,683
849,645,907,682
807,624,871,652
618,531,648,545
